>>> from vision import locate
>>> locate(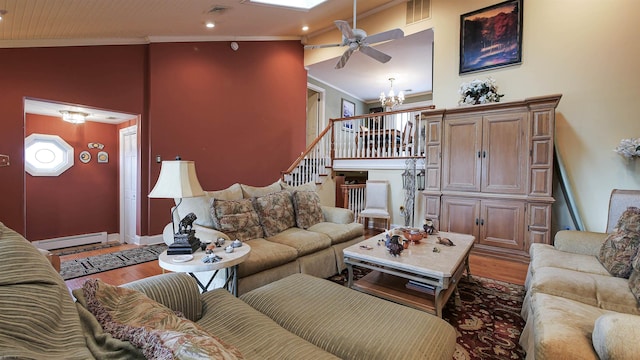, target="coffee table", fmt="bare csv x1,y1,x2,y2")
158,243,250,296
343,231,474,317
